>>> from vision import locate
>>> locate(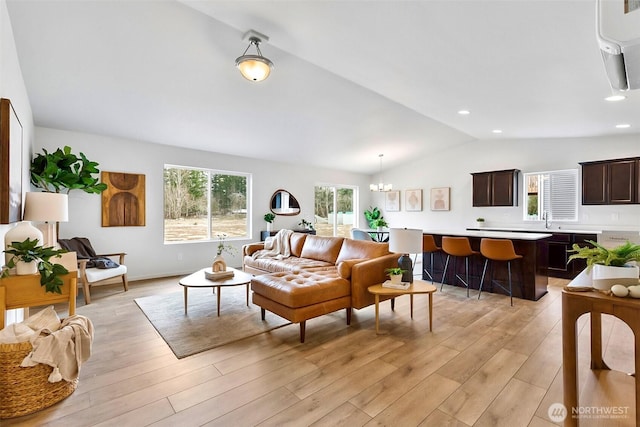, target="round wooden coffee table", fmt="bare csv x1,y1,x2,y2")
179,267,253,316
368,279,437,334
